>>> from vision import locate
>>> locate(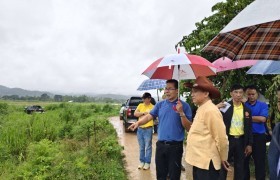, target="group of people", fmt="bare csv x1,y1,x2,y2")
128,77,280,180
